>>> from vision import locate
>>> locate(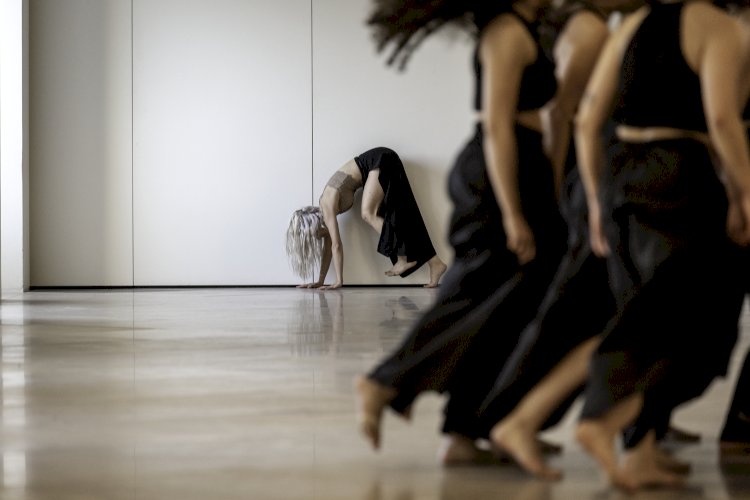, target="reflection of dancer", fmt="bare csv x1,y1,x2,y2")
571,0,750,491
356,0,568,458
286,147,447,290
